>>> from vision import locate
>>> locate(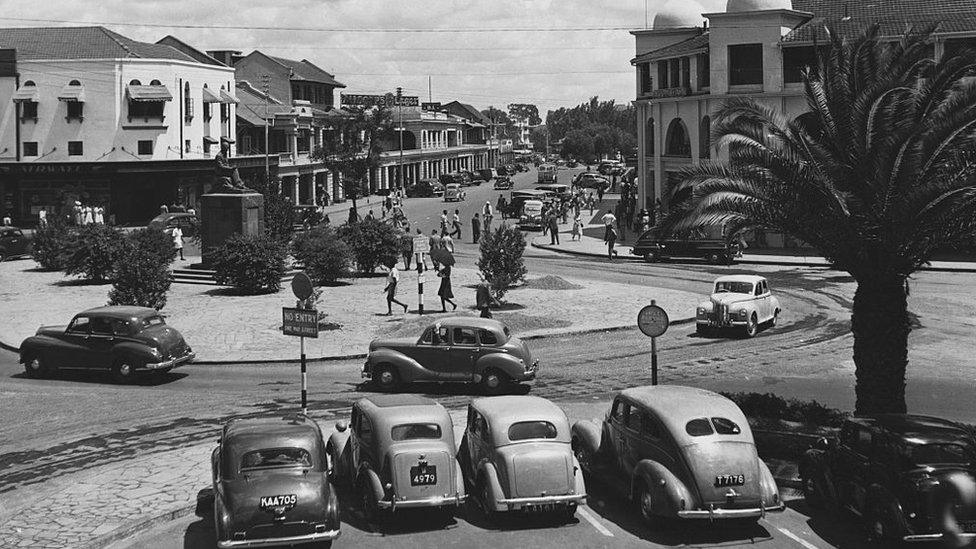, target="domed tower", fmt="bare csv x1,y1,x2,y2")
652,0,707,29
726,0,793,12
